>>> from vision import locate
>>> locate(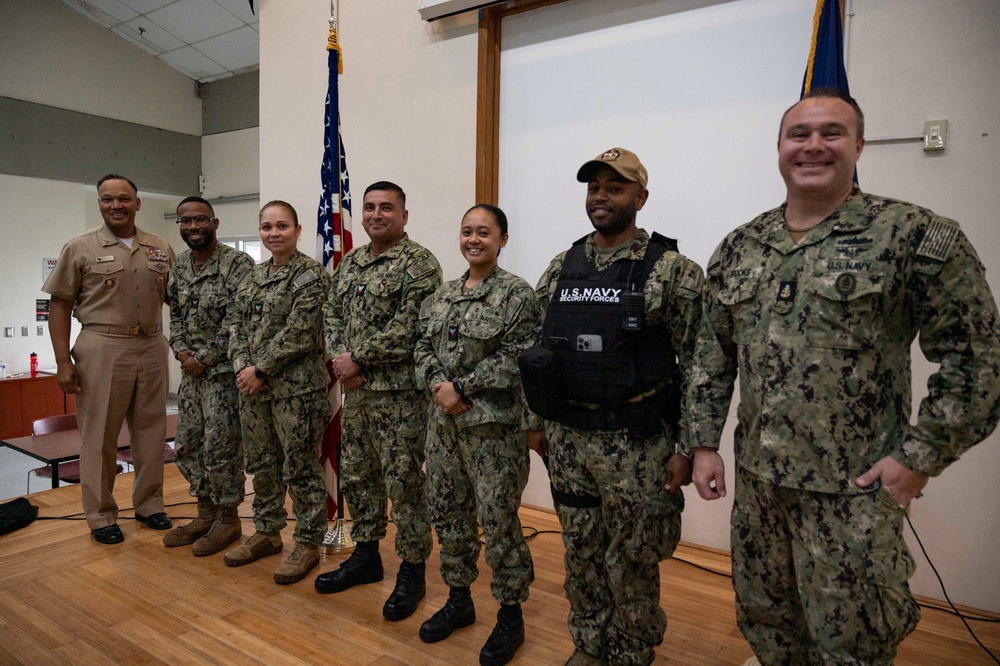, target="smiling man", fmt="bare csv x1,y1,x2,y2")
317,181,442,622
42,174,175,544
522,148,703,666
687,88,1000,665
163,196,254,556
